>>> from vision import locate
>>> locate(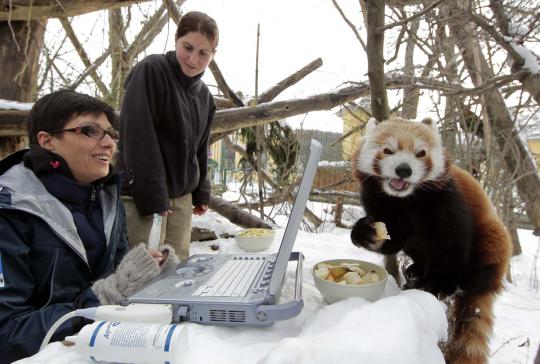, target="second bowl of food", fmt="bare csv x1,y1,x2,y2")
235,228,275,252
